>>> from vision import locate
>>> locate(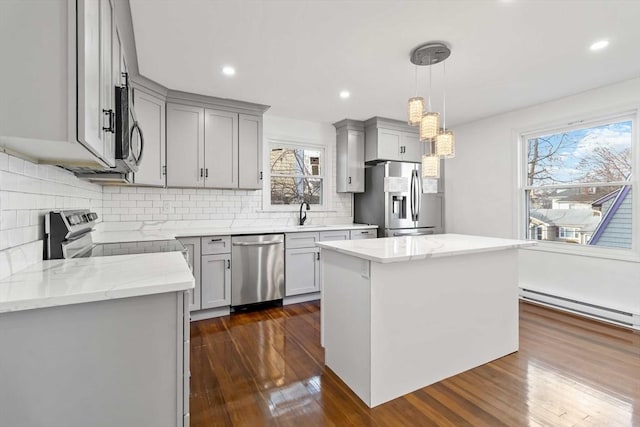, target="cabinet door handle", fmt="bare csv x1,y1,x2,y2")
316,251,320,261
102,109,115,133
210,238,222,242
259,171,263,180
227,259,231,269
162,165,167,176
205,168,209,178
200,168,204,178
348,176,352,184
